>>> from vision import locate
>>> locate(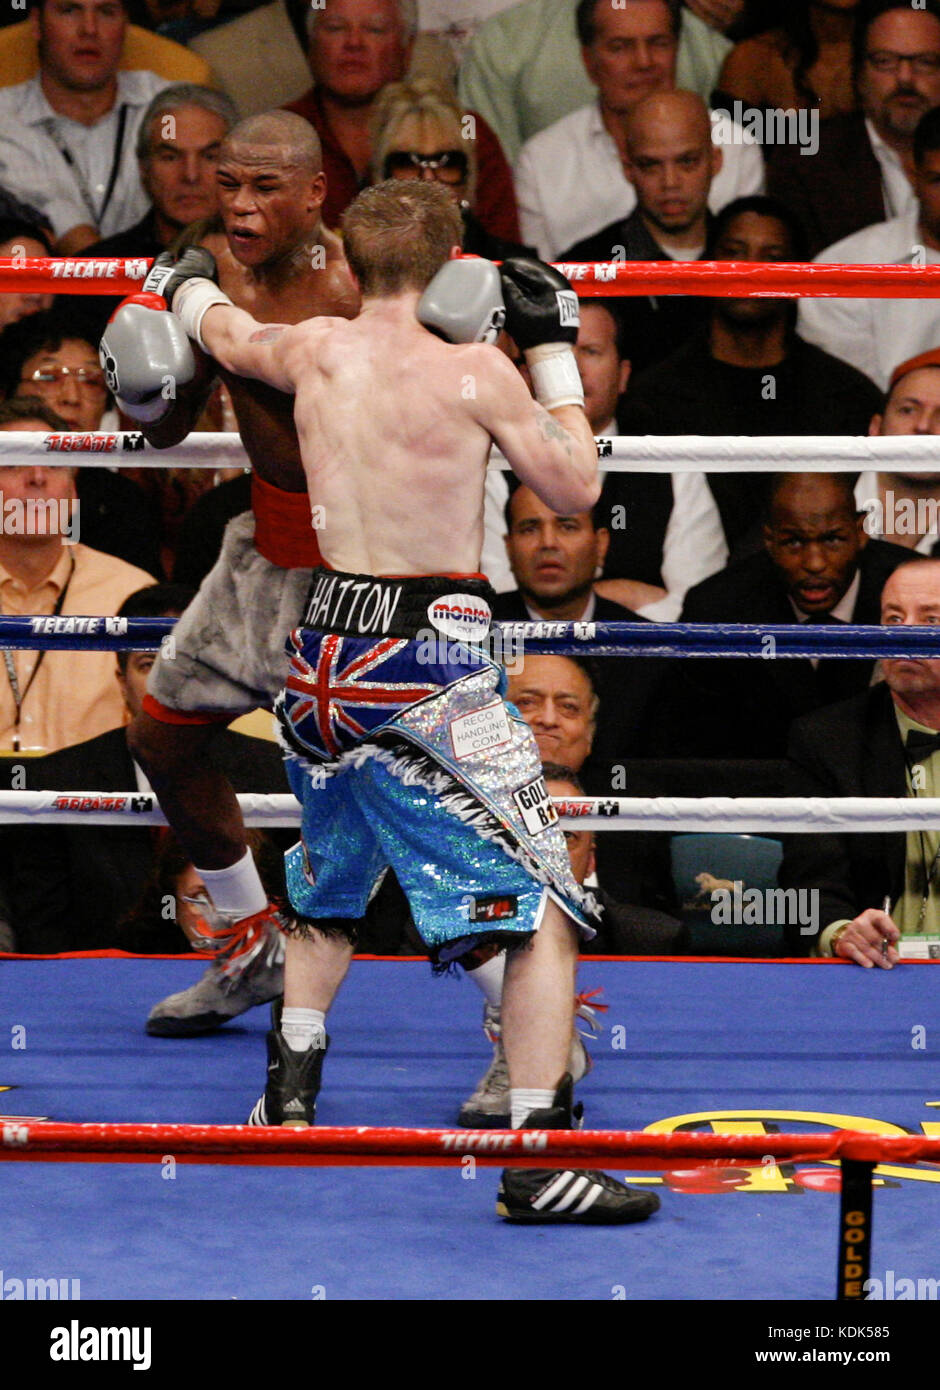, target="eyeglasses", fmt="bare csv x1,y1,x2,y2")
866,50,940,75
23,365,108,392
383,149,469,184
